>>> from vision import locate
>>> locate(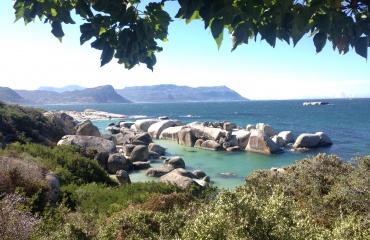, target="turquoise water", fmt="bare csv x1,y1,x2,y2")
37,99,370,189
